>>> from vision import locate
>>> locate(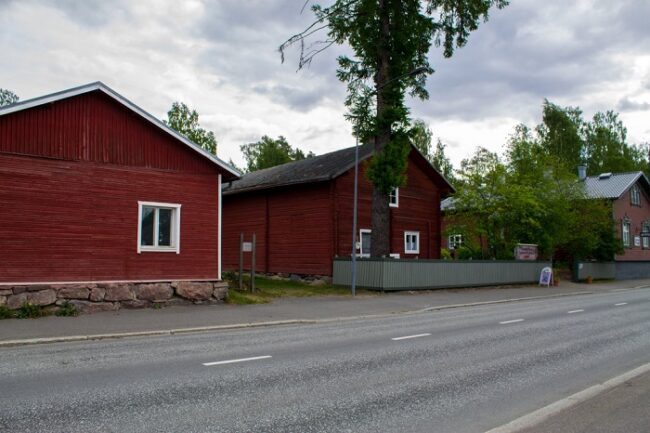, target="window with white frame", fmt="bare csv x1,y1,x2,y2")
404,231,420,254
631,185,641,206
622,218,631,248
359,229,371,257
448,234,463,250
389,188,399,208
642,221,650,249
138,201,181,253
